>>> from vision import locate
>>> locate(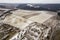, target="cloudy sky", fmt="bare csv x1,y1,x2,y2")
0,0,60,3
